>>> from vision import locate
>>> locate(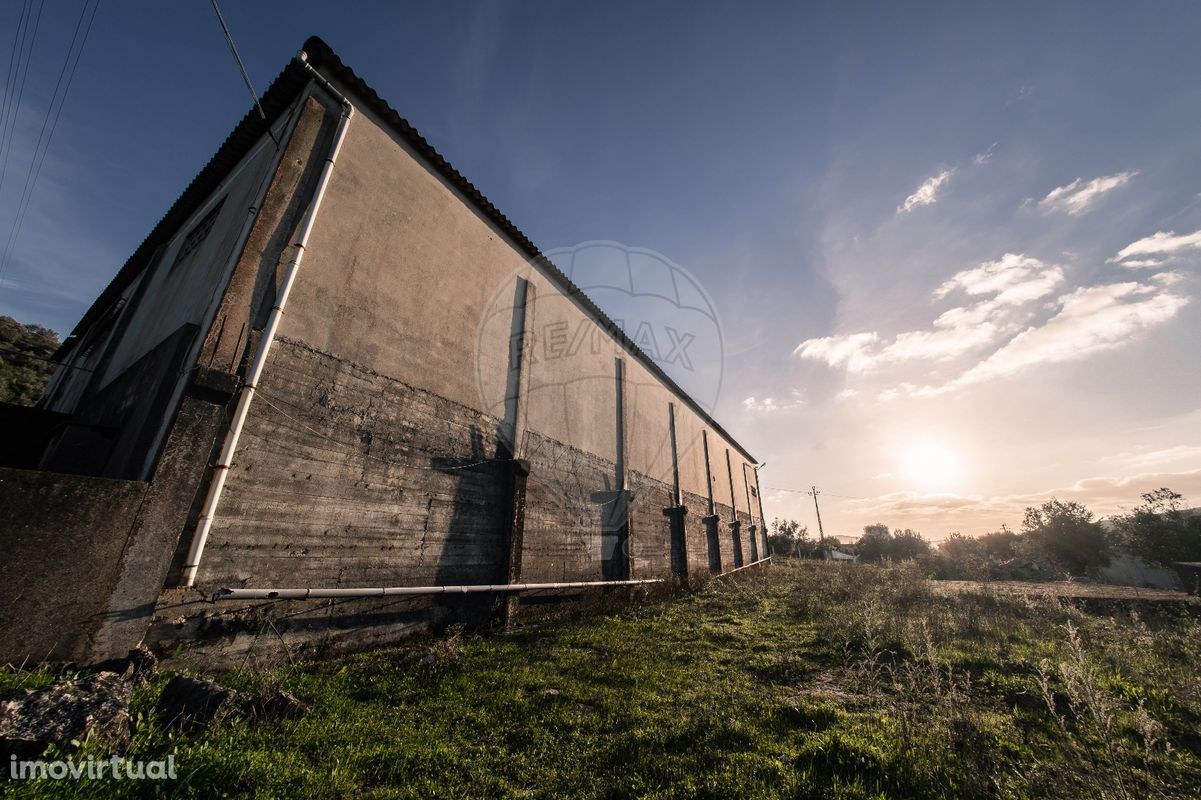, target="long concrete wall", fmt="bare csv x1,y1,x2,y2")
181,82,763,602
135,76,763,664
0,45,767,668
